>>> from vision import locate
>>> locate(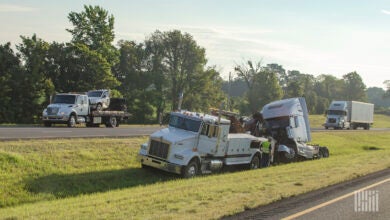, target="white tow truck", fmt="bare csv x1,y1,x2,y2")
138,110,267,178
42,93,130,127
